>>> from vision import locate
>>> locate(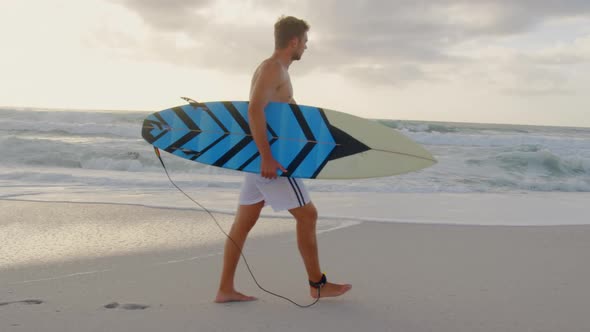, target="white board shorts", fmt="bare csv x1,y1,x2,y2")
238,173,311,212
